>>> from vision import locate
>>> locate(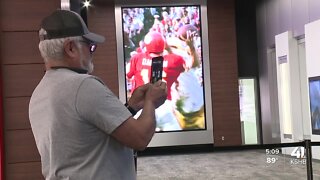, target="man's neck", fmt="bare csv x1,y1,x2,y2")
44,59,88,74
45,59,69,70
49,66,88,74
